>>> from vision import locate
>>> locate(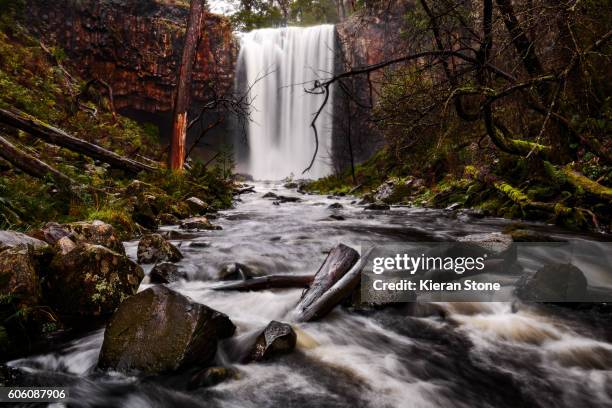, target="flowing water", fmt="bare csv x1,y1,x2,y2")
6,183,612,408
234,25,335,180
